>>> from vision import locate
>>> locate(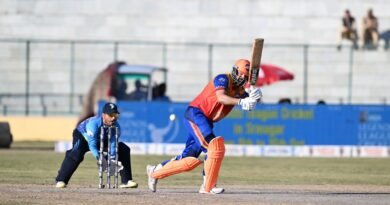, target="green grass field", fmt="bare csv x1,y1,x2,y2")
1,141,390,187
